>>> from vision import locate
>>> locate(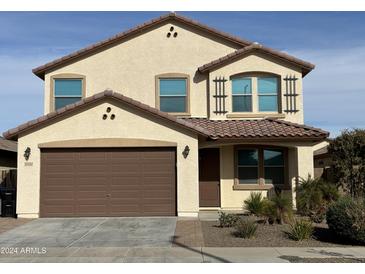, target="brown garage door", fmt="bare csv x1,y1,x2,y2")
40,147,176,217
